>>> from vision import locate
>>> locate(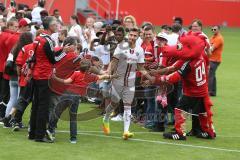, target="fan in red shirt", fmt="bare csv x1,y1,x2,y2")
140,25,158,70
151,31,210,75
0,18,18,119
0,29,15,73
16,43,34,87
3,18,31,81
50,58,117,142
47,36,82,141
49,50,79,94
52,59,117,96
0,18,32,123
4,33,34,130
